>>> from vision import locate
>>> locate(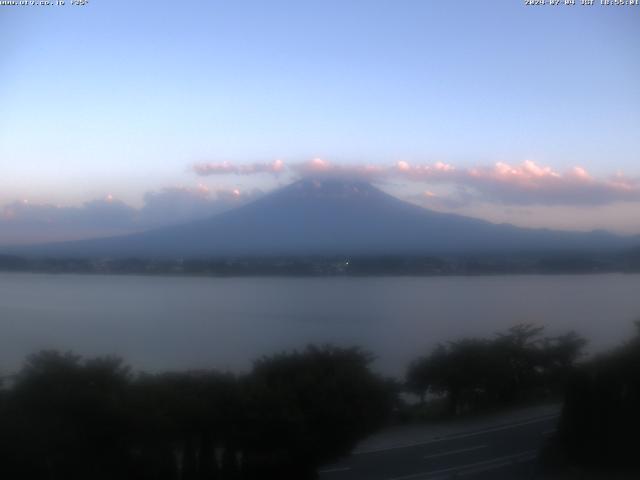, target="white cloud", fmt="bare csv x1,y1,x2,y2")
0,186,263,245
193,159,285,176
193,158,640,206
